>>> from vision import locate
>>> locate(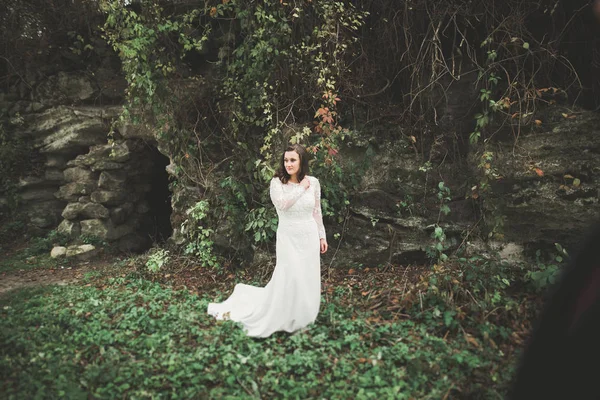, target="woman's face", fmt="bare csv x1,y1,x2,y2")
284,151,301,178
